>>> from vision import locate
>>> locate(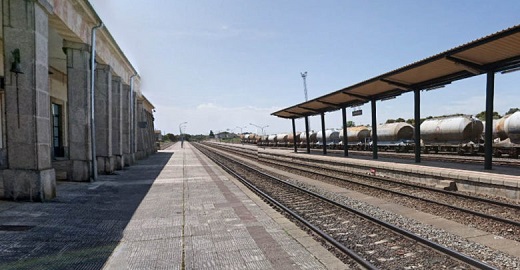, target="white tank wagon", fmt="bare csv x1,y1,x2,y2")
248,134,257,144
243,134,251,144
258,135,269,146
373,123,414,152
287,132,301,147
376,122,414,141
338,126,371,150
491,112,520,158
420,115,483,154
275,133,289,147
316,130,340,148
267,134,277,146
499,111,520,144
299,131,318,147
